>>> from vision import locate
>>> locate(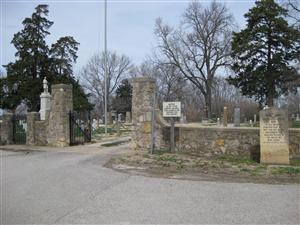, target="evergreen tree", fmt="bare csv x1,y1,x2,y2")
111,79,132,113
50,36,79,77
228,0,300,107
1,5,91,112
